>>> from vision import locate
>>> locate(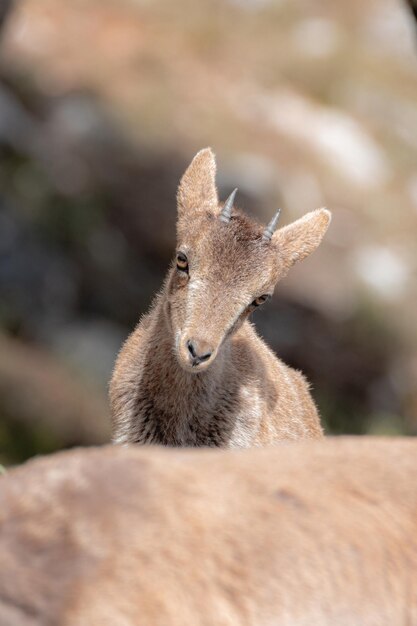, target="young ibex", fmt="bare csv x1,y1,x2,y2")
110,148,331,446
1,438,416,625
